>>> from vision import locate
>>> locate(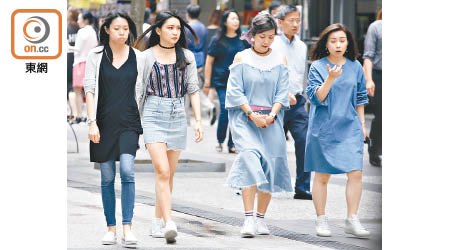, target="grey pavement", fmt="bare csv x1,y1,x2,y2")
67,110,381,250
